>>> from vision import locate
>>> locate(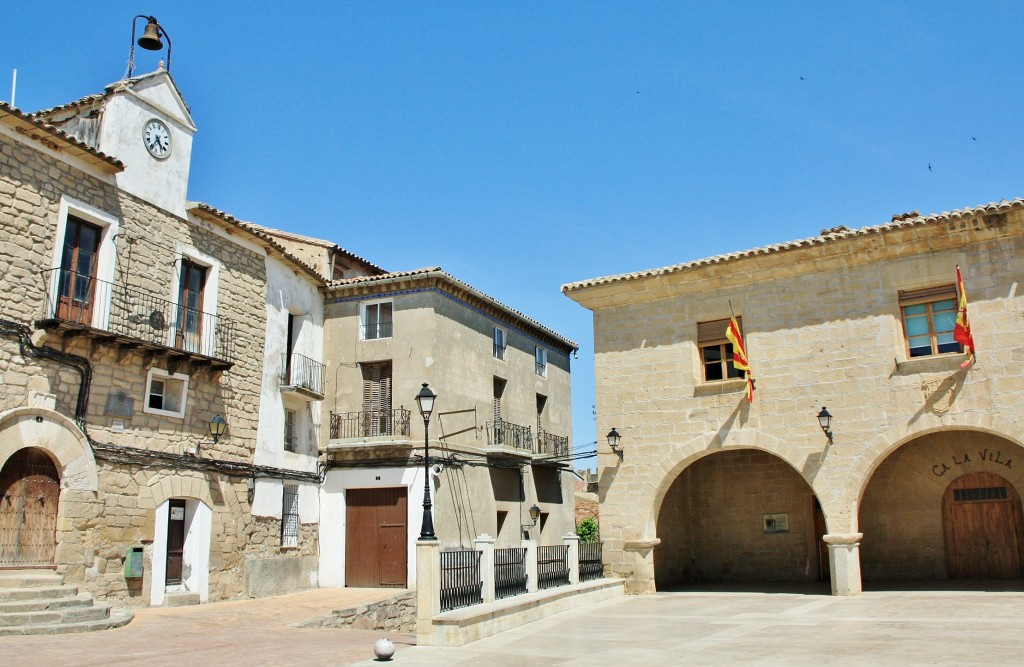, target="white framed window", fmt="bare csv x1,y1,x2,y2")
899,285,960,358
361,300,393,340
493,327,507,361
47,196,119,330
168,244,221,358
698,317,747,382
144,368,189,418
281,485,300,548
535,346,547,377
284,409,297,452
